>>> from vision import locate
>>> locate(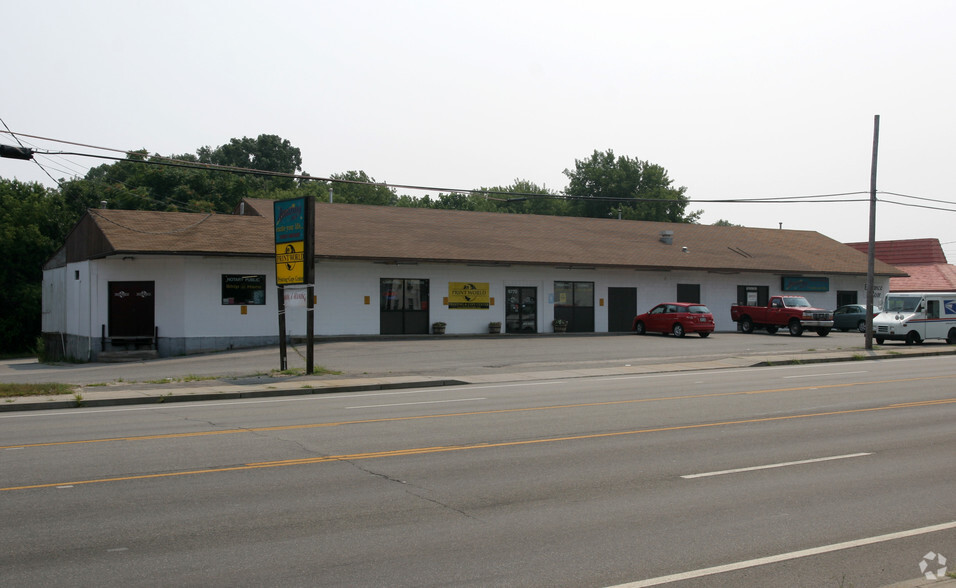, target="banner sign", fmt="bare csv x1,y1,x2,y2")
448,282,490,309
284,286,309,308
273,197,314,285
781,276,829,292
